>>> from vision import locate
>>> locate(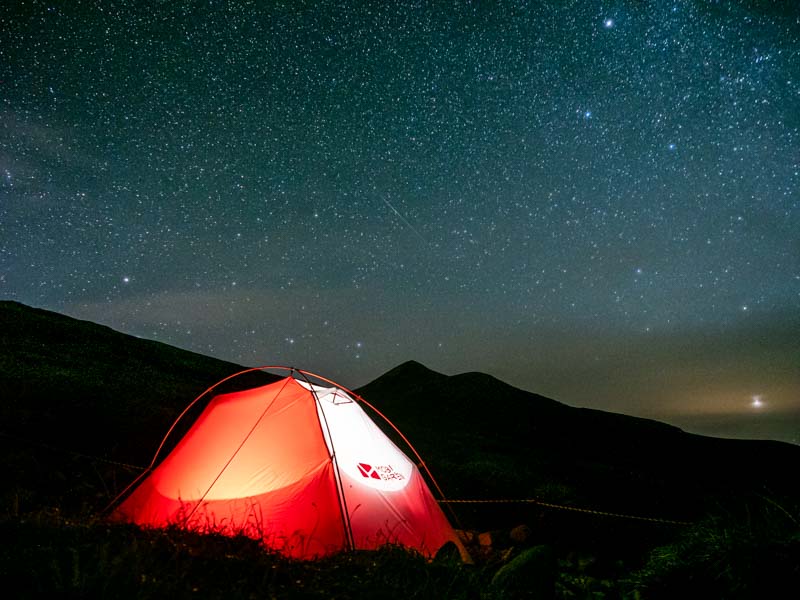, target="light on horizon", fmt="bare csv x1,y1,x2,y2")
751,395,764,409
